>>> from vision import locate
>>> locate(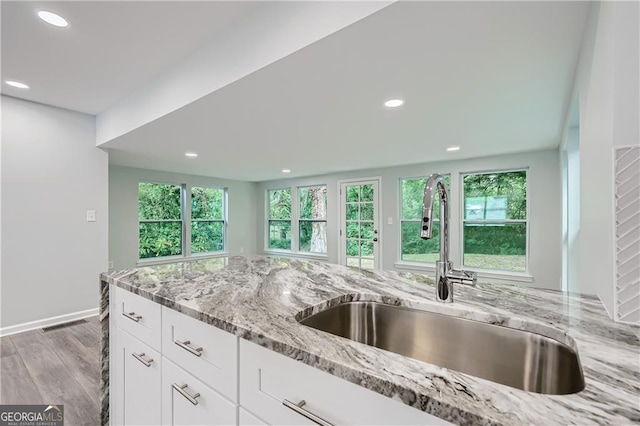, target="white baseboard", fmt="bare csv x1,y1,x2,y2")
0,308,99,337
